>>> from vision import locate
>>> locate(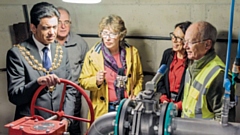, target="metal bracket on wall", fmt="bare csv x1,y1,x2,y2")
0,68,6,72
22,4,30,32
